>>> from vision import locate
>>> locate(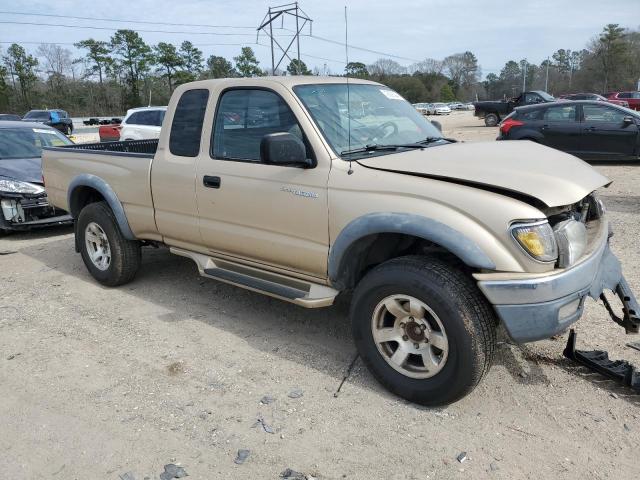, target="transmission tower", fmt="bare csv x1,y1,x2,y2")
257,2,313,75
